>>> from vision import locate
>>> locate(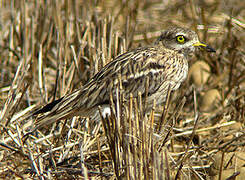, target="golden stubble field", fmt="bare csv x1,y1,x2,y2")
0,0,245,179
